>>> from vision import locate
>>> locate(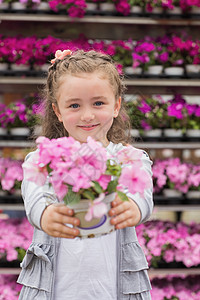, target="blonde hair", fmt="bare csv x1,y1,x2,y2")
40,50,131,145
